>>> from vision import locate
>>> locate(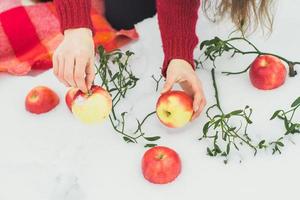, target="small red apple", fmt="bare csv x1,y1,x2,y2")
156,91,194,128
249,55,287,90
142,146,181,184
65,85,112,124
25,86,59,114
